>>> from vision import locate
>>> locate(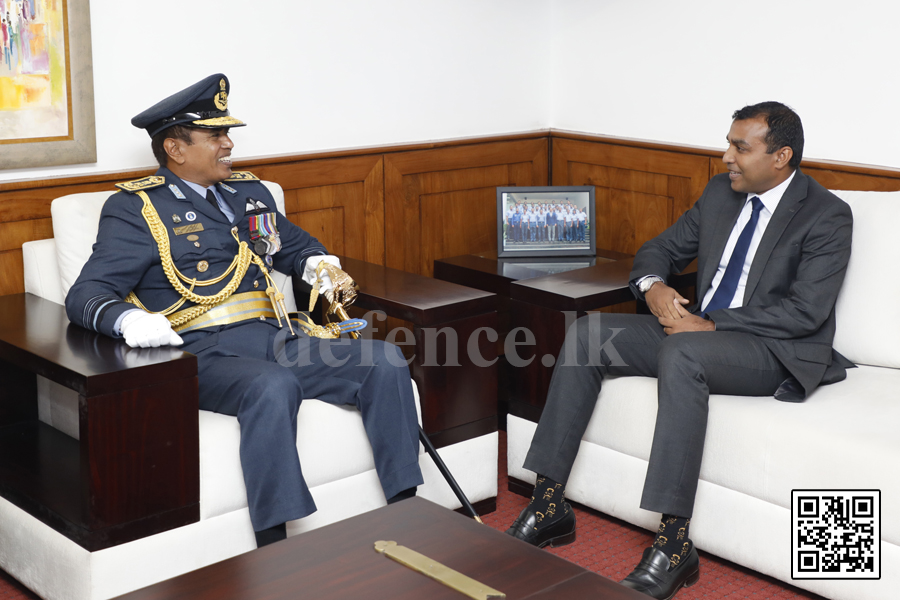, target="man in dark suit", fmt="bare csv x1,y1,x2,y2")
66,74,423,549
505,102,853,599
